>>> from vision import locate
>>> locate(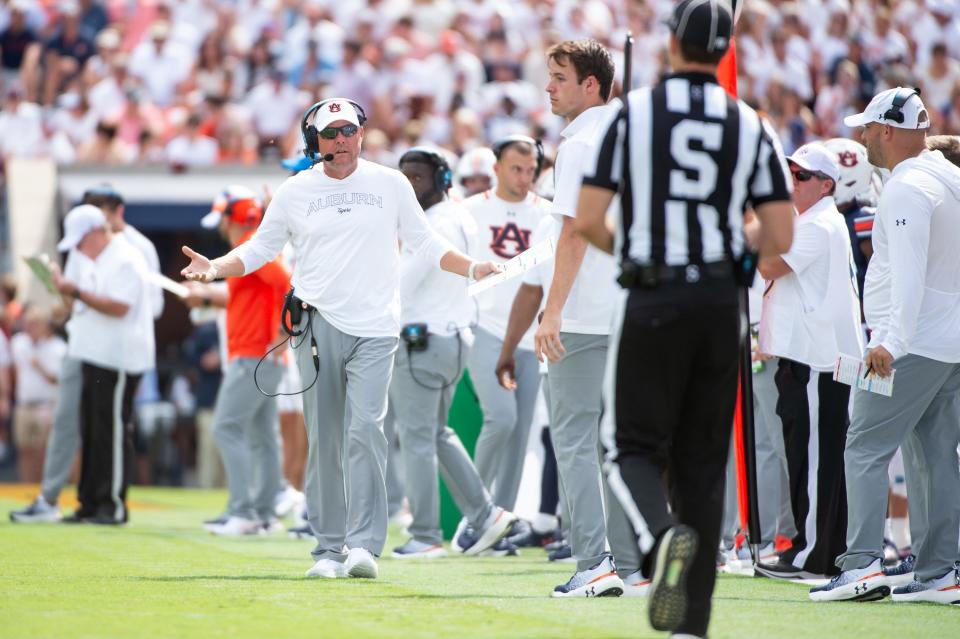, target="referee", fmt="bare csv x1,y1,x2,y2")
574,1,793,635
